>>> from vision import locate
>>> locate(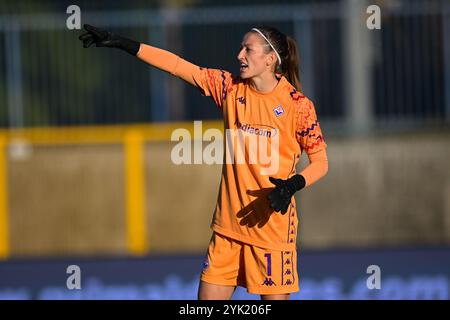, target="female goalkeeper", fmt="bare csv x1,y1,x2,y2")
79,24,328,300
